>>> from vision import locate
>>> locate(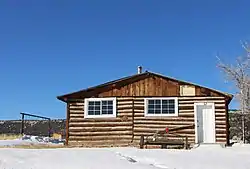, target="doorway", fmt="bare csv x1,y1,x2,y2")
194,103,215,144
